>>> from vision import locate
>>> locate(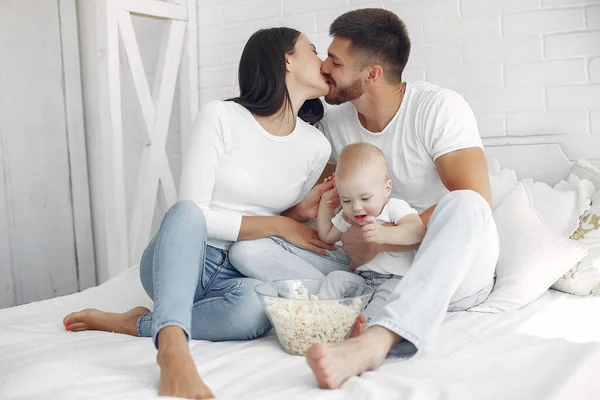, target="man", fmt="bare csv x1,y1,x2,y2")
304,8,499,389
